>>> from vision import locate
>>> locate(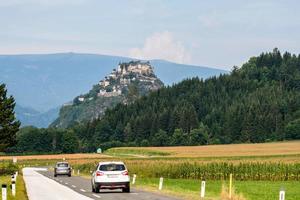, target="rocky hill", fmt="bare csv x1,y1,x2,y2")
51,61,164,128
